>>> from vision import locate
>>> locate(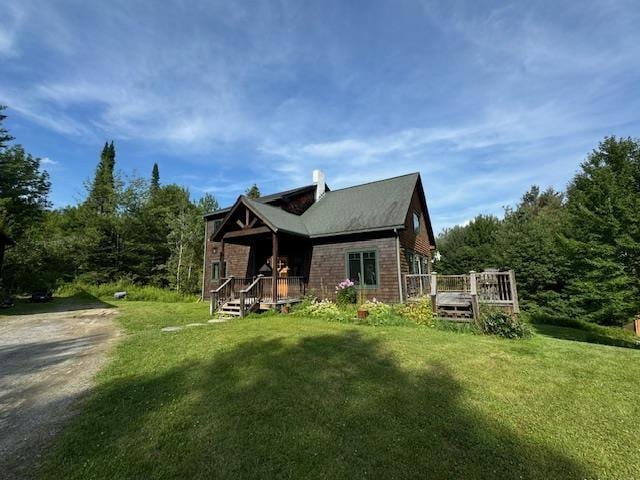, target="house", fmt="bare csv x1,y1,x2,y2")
203,171,436,315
